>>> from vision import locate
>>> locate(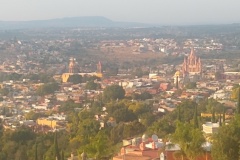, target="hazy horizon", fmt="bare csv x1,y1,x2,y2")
1,0,240,25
